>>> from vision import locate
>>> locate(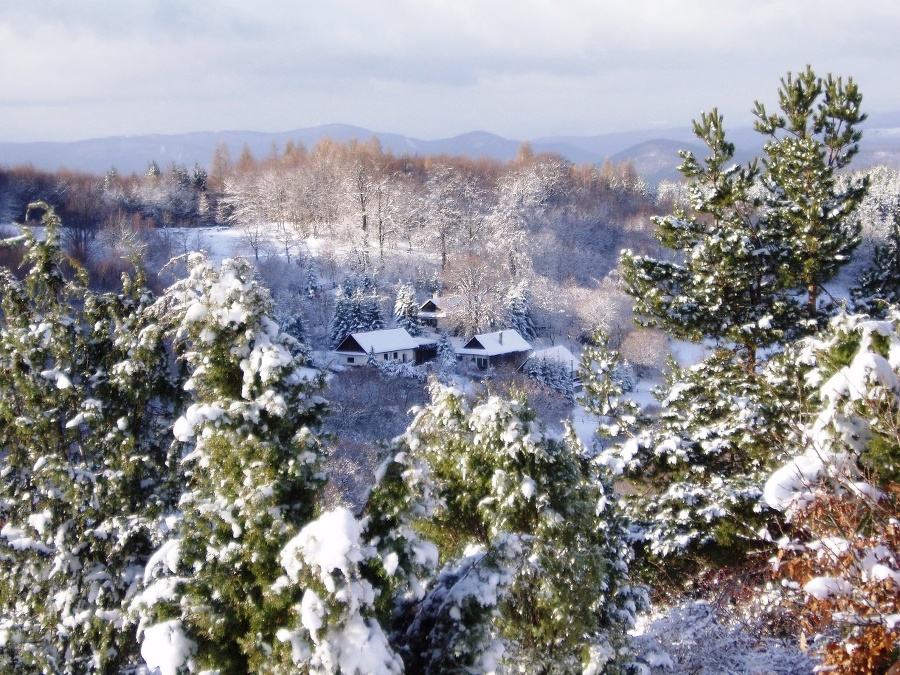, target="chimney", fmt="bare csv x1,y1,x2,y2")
499,331,503,344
